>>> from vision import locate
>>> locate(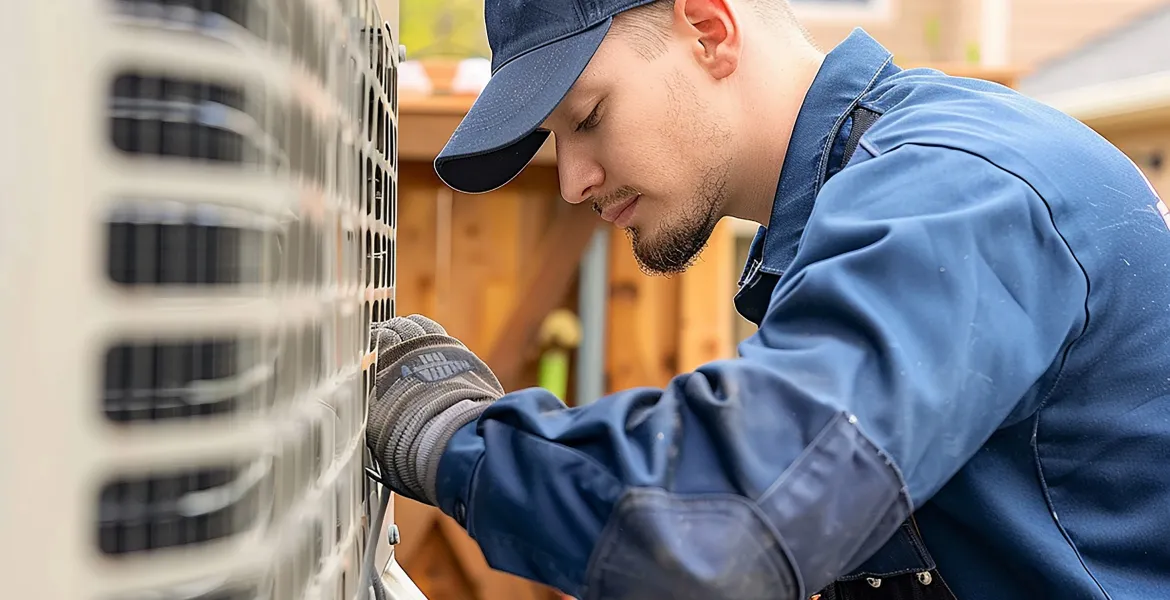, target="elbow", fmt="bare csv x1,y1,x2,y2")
579,412,911,600
753,411,912,592
581,488,800,600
